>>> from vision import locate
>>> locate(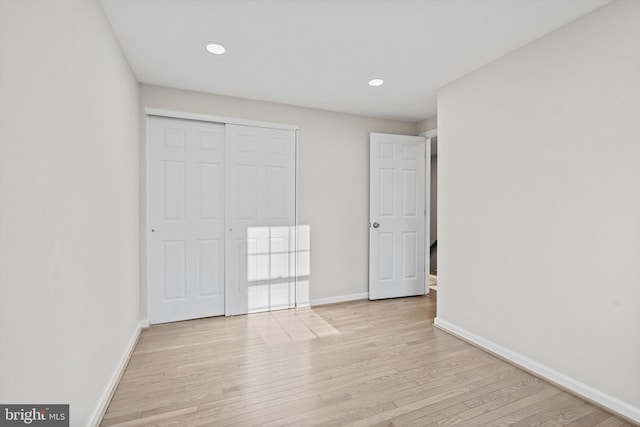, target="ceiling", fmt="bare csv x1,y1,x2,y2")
100,0,610,122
